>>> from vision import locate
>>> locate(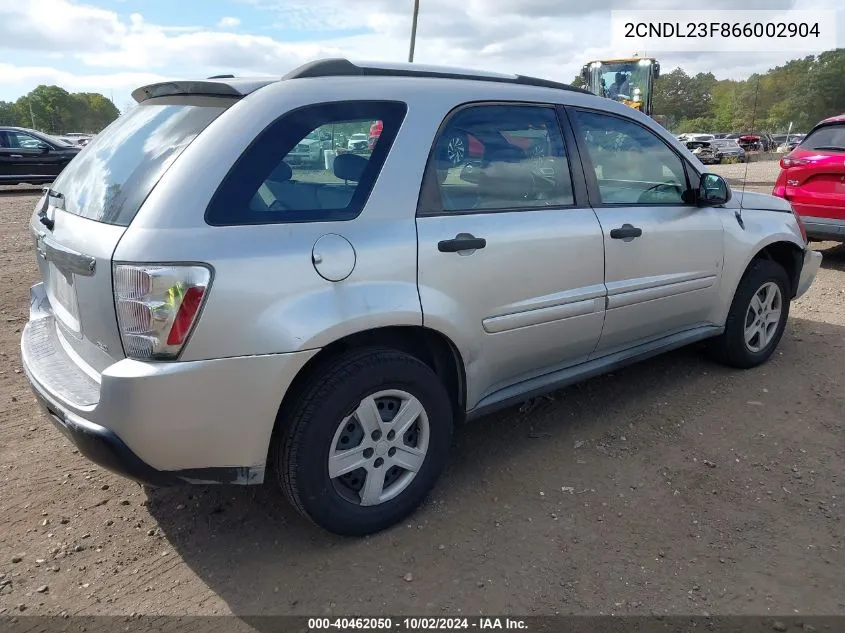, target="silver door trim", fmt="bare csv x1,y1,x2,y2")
607,274,717,310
